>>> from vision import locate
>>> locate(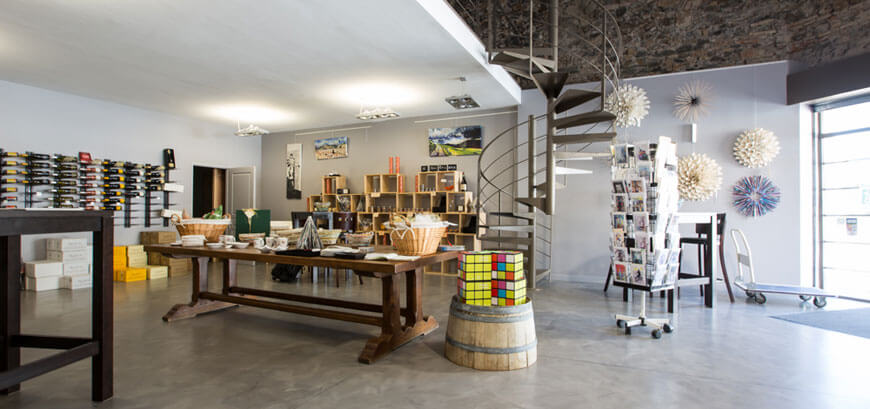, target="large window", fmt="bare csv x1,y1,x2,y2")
817,99,870,299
